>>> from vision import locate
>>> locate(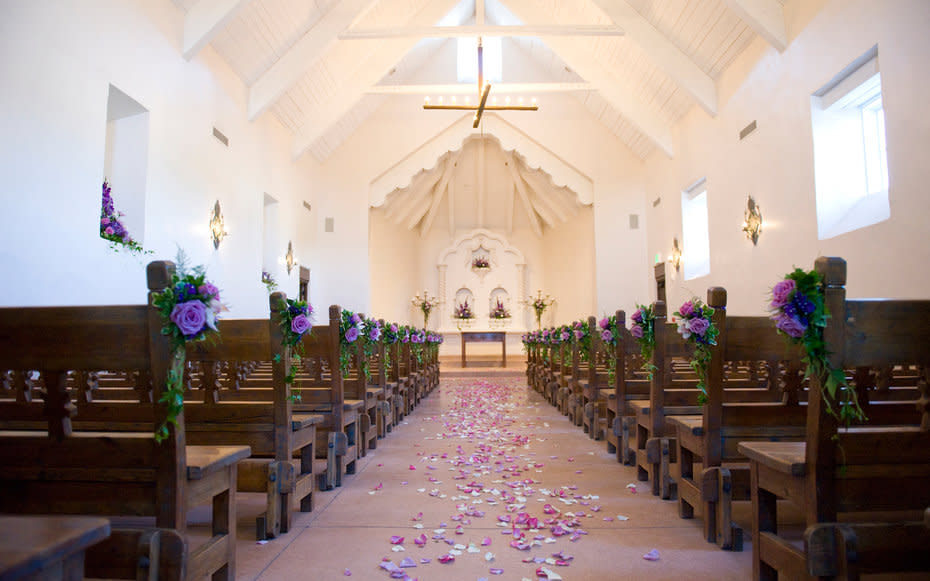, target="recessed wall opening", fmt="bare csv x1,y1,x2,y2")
681,179,710,281
262,193,279,276
811,46,890,240
102,84,148,247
